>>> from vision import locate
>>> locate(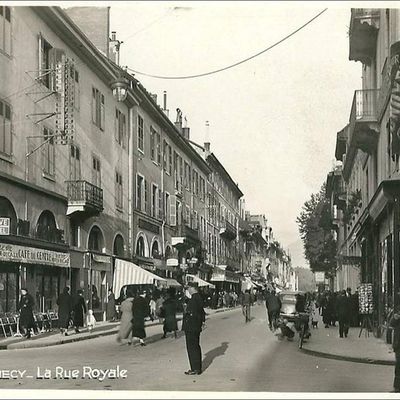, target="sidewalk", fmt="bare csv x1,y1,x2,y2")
0,306,239,351
301,315,395,365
